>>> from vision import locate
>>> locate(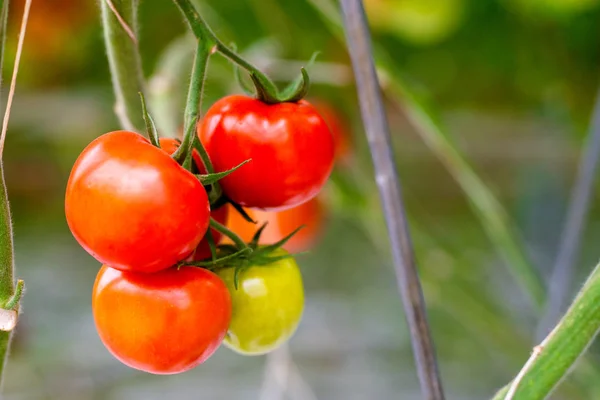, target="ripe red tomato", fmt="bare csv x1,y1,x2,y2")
224,197,325,253
93,265,231,374
198,95,335,211
65,131,210,273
